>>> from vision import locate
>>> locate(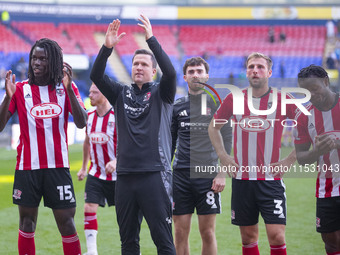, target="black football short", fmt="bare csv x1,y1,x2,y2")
231,179,286,226
173,169,221,215
13,168,76,209
316,196,340,233
85,174,116,207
